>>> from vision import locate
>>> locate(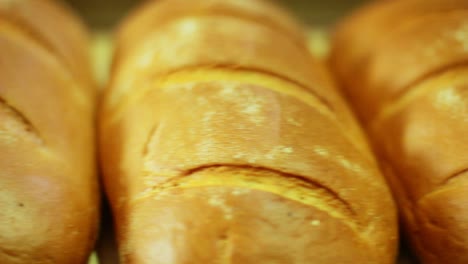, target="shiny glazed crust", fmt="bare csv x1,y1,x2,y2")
100,0,398,263
331,0,468,263
0,0,99,263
